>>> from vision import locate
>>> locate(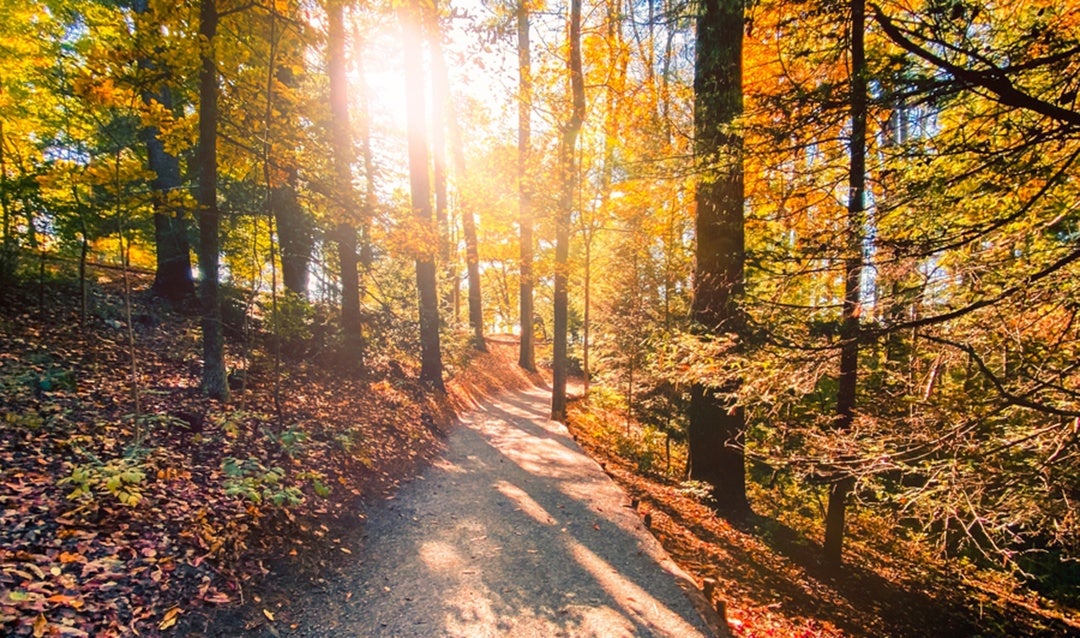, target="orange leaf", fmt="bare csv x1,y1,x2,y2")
158,606,181,630
46,594,83,609
32,614,47,638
